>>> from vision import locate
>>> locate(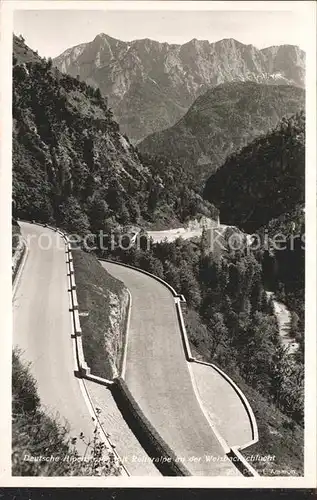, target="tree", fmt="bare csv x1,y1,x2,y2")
179,261,202,309
149,257,164,279
59,196,90,235
126,197,141,222
94,87,102,100
271,348,304,424
164,260,181,292
208,312,228,357
200,227,210,256
240,312,277,392
87,194,109,233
